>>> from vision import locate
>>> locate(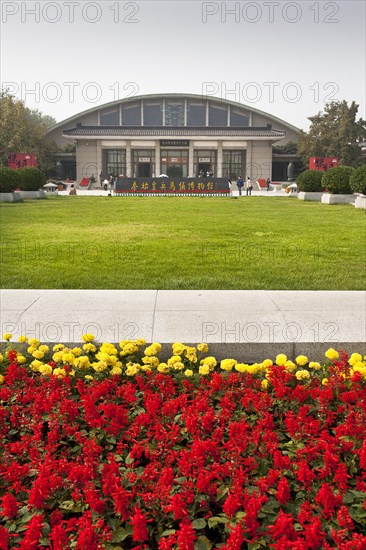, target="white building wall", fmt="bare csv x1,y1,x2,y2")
76,141,98,183
250,141,272,180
